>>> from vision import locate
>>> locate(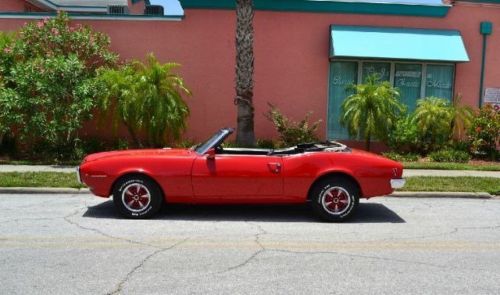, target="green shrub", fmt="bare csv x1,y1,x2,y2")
429,149,471,163
114,139,129,151
0,12,117,159
468,104,499,160
382,152,419,162
0,133,16,157
387,115,420,153
98,54,191,147
256,139,276,149
266,103,321,147
174,139,197,148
